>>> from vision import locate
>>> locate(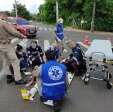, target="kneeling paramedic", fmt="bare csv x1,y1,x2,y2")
66,39,87,76
32,49,68,111
27,40,44,69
